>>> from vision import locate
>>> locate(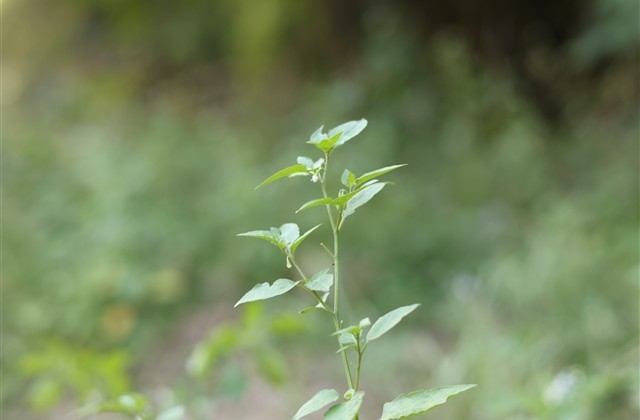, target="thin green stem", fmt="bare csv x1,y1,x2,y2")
320,153,355,391
354,338,364,391
288,254,333,313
